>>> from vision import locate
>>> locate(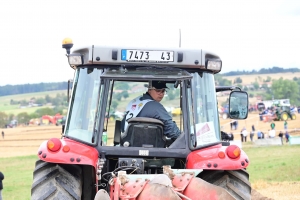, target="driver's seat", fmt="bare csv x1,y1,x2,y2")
121,117,165,148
